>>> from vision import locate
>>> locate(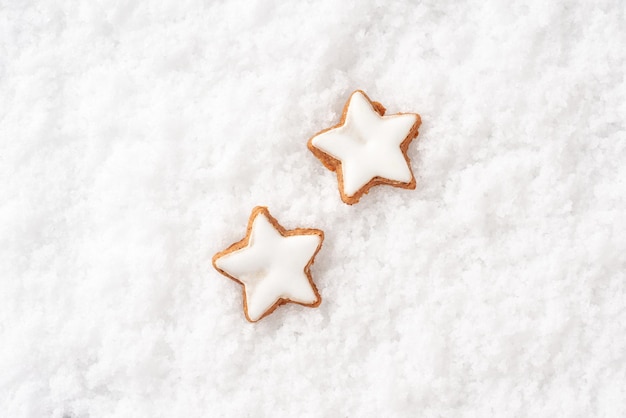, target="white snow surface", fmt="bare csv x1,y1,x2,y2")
1,1,625,417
